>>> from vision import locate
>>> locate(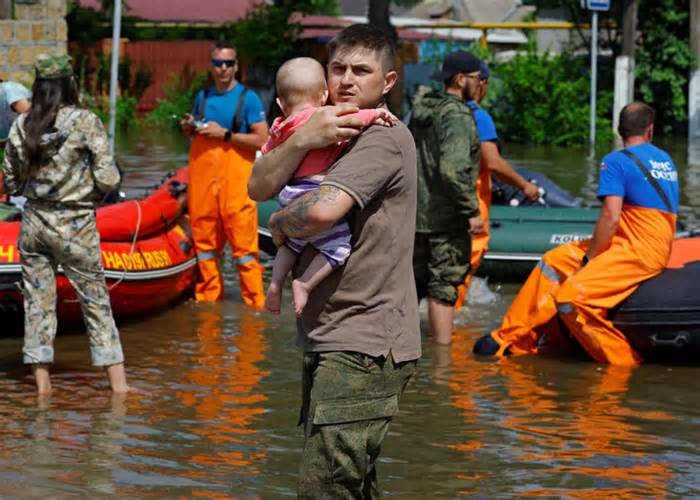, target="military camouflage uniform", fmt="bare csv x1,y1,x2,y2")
409,91,480,304
2,105,124,367
298,351,416,499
